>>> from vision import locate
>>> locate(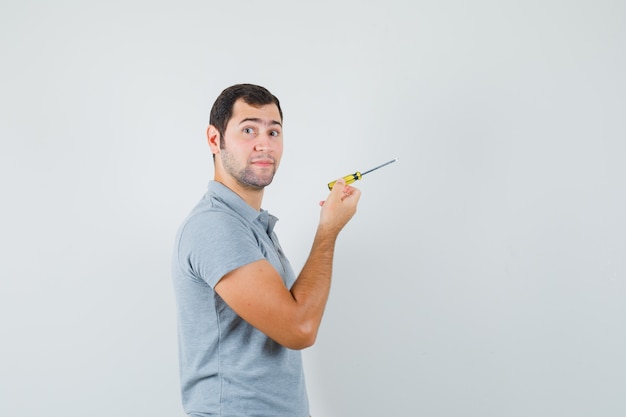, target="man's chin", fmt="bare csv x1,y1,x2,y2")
239,176,274,190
